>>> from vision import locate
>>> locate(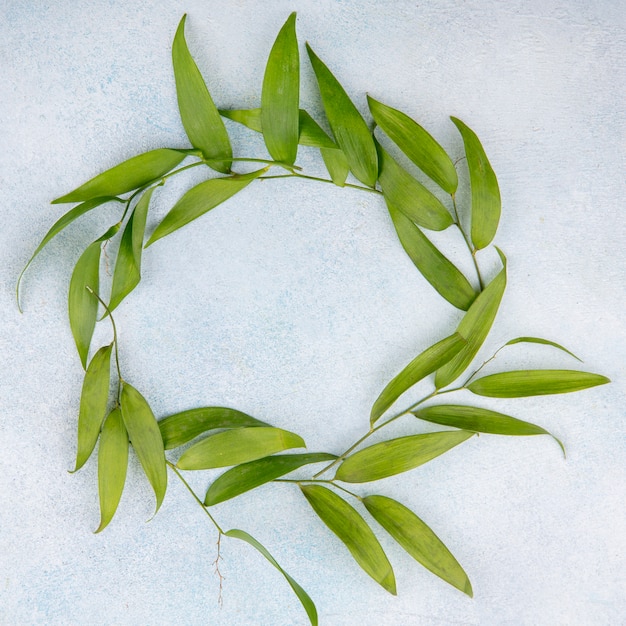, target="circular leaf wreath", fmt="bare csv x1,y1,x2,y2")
18,13,609,625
